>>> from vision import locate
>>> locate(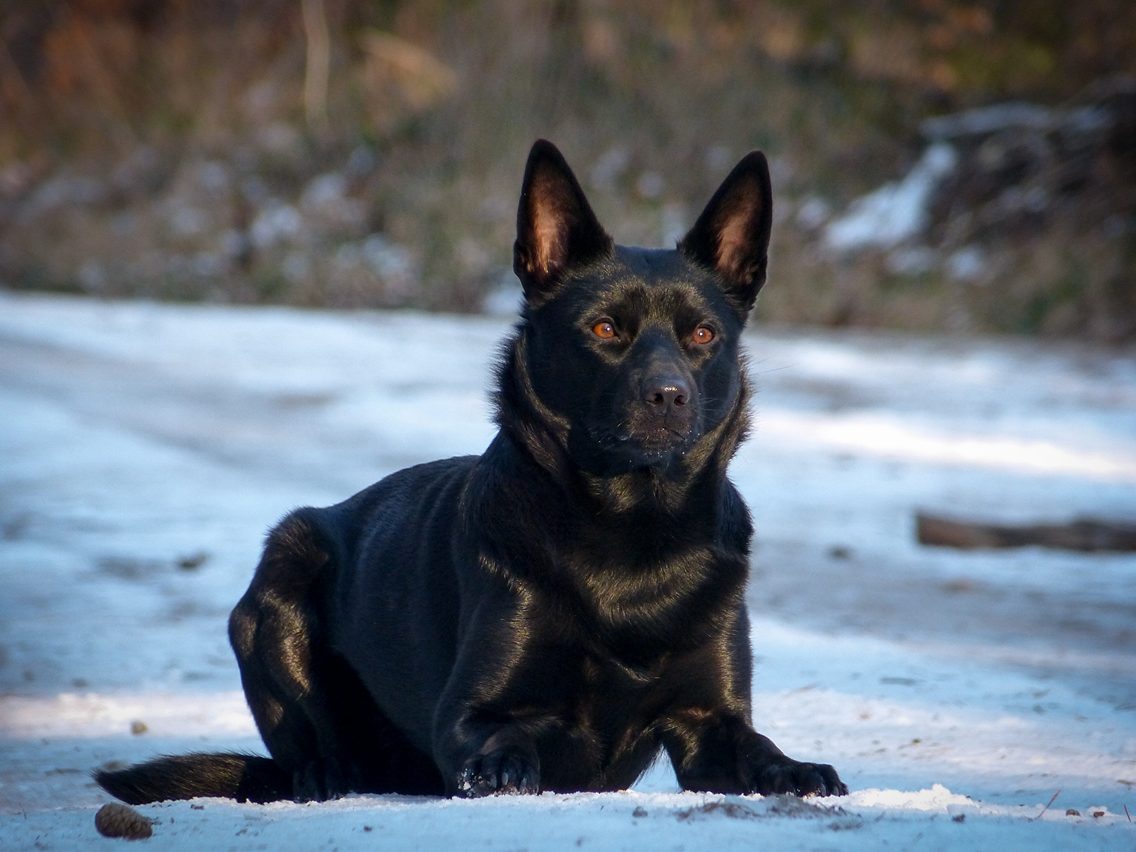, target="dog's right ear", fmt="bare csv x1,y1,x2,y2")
679,150,773,316
514,140,613,304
